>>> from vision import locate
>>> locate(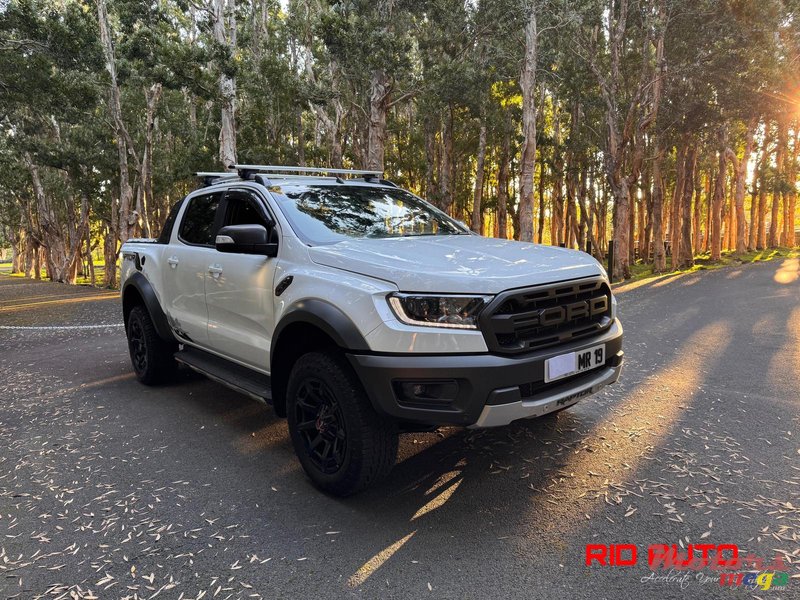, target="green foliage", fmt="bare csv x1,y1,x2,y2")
0,0,798,278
